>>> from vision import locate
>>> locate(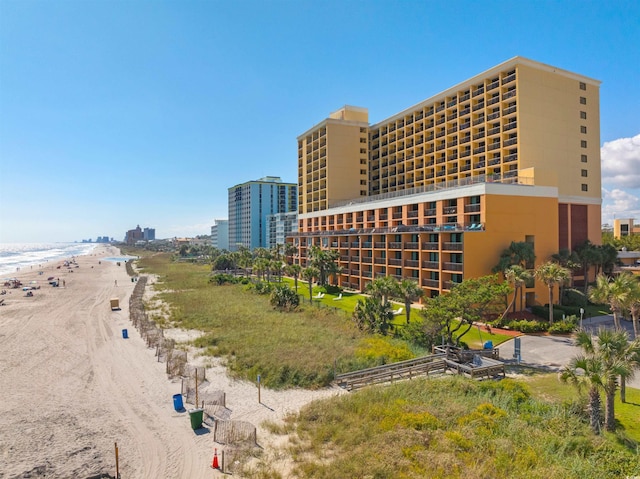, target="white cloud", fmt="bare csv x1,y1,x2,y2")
601,134,640,188
601,187,640,226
